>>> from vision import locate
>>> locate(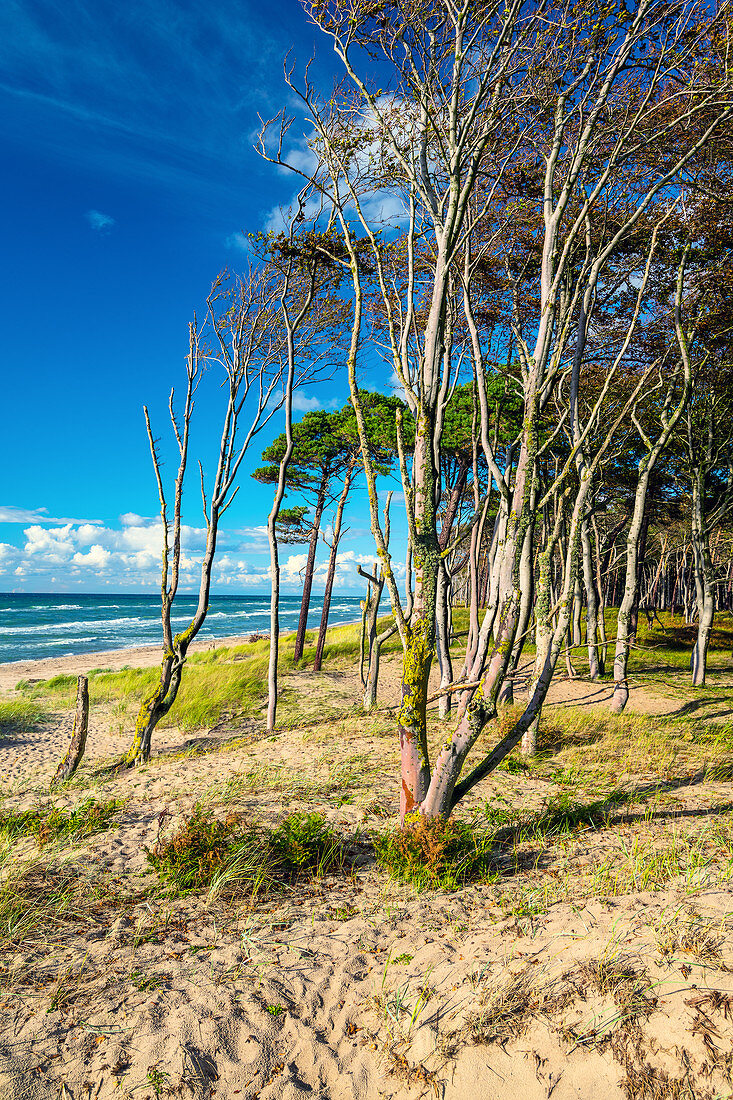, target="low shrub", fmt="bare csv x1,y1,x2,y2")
373,817,498,891
145,808,345,899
